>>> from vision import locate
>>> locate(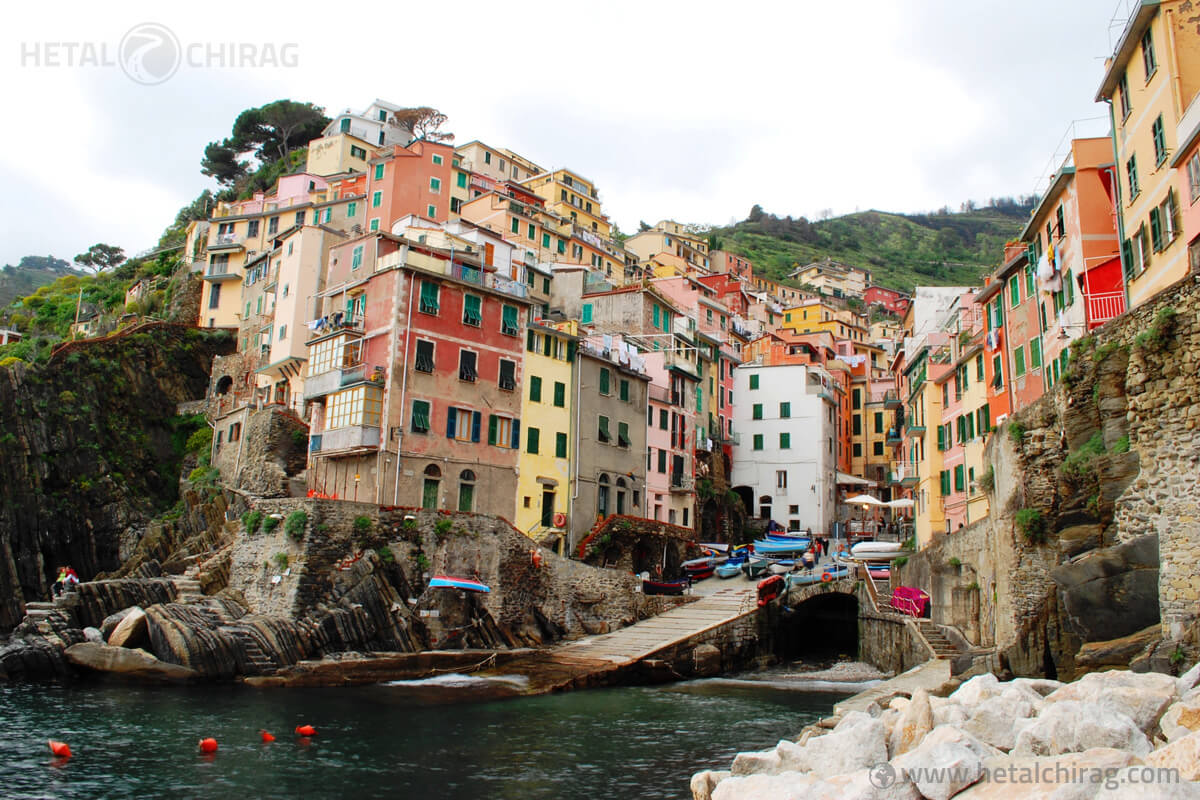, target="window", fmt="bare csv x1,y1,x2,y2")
1127,154,1140,198
325,384,383,430
1118,71,1131,119
369,218,380,232
411,400,431,433
483,151,491,164
779,432,791,449
853,415,862,435
976,355,984,383
598,415,611,443
1008,275,1020,308
460,294,482,327
1152,115,1167,166
415,339,434,373
874,412,883,433
347,202,357,218
247,219,260,237
1014,345,1026,377
419,280,439,314
350,145,366,160
499,359,516,391
873,441,884,456
372,190,382,208
553,381,566,408
852,388,861,409
1188,152,1200,203
954,464,965,492
350,245,363,271
279,324,287,341
529,375,542,402
374,164,384,180
1151,205,1164,252
208,283,221,309
992,354,1003,388
432,154,443,166
1029,338,1042,369
776,470,787,489
428,205,437,218
527,223,535,240
752,403,762,420
620,379,630,402
527,427,540,454
853,443,862,457
501,305,519,336
753,434,764,451
488,415,518,448
295,211,305,227
1025,264,1035,297
977,404,990,434
511,217,520,235
780,402,791,418
749,373,759,390
458,349,478,382
1161,191,1181,245
456,171,467,189
555,432,568,458
599,368,611,395
1142,27,1156,79
580,303,593,325
618,422,631,448
659,409,668,429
